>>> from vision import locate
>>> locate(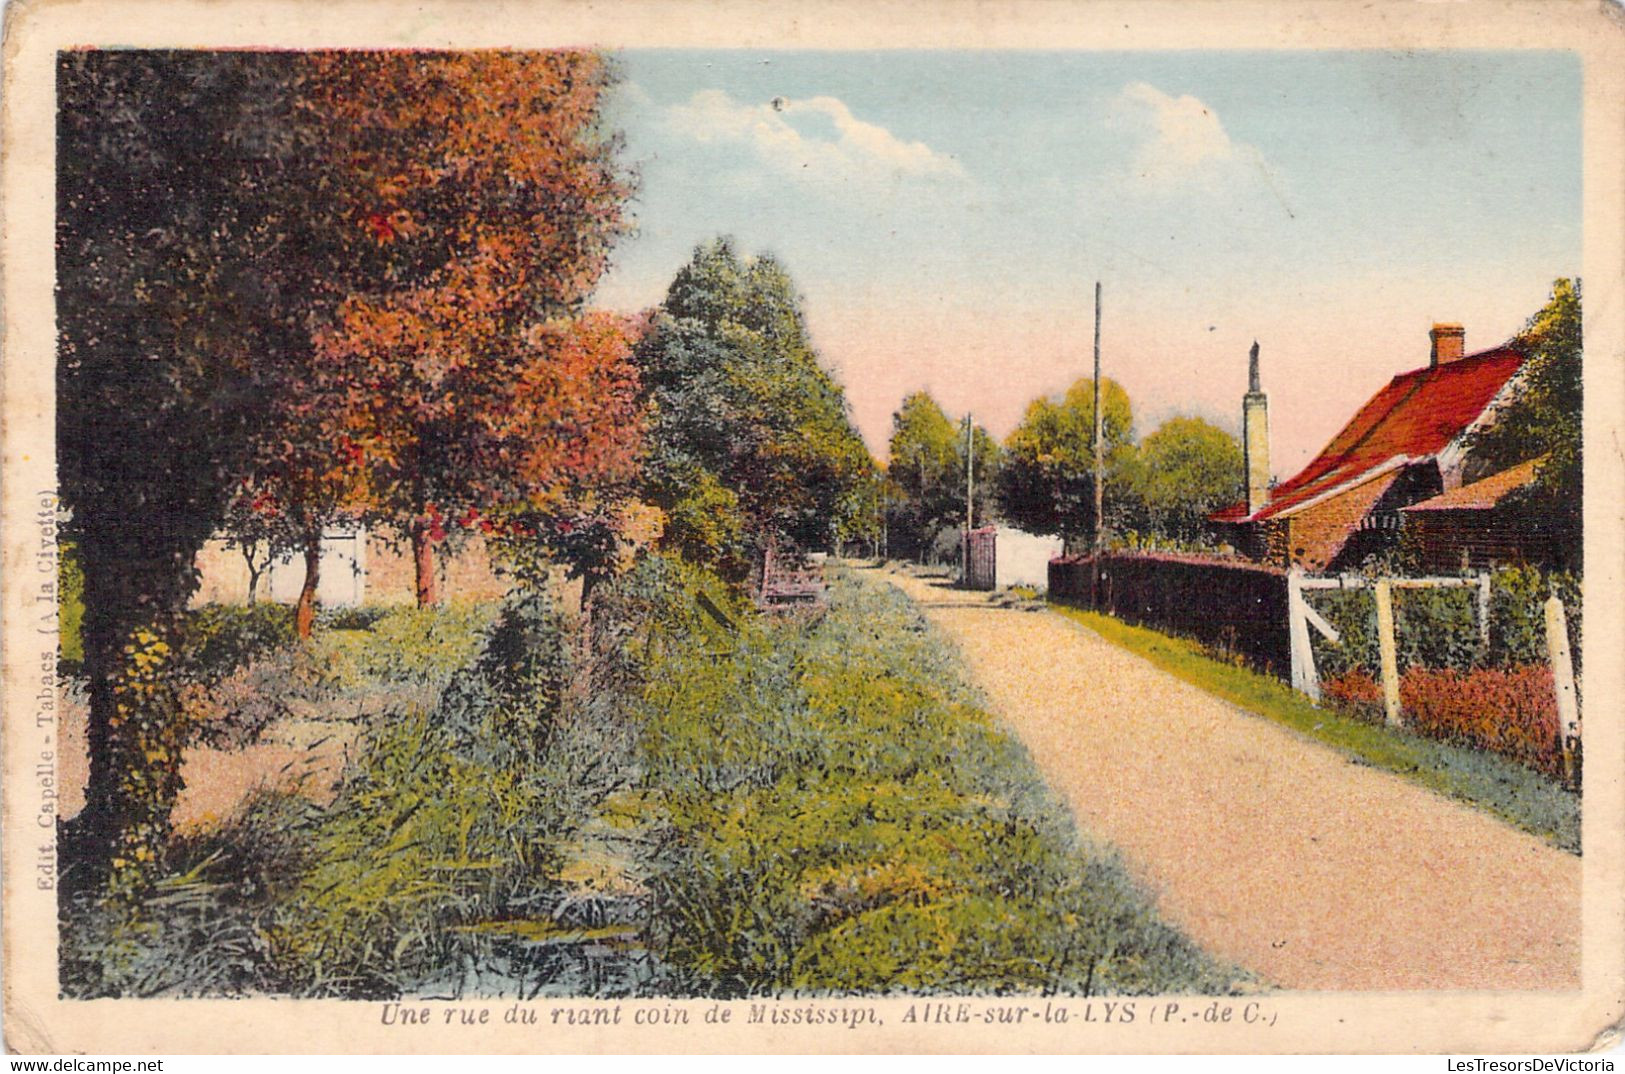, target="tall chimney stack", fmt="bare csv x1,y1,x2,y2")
1430,323,1465,367
1244,341,1270,517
